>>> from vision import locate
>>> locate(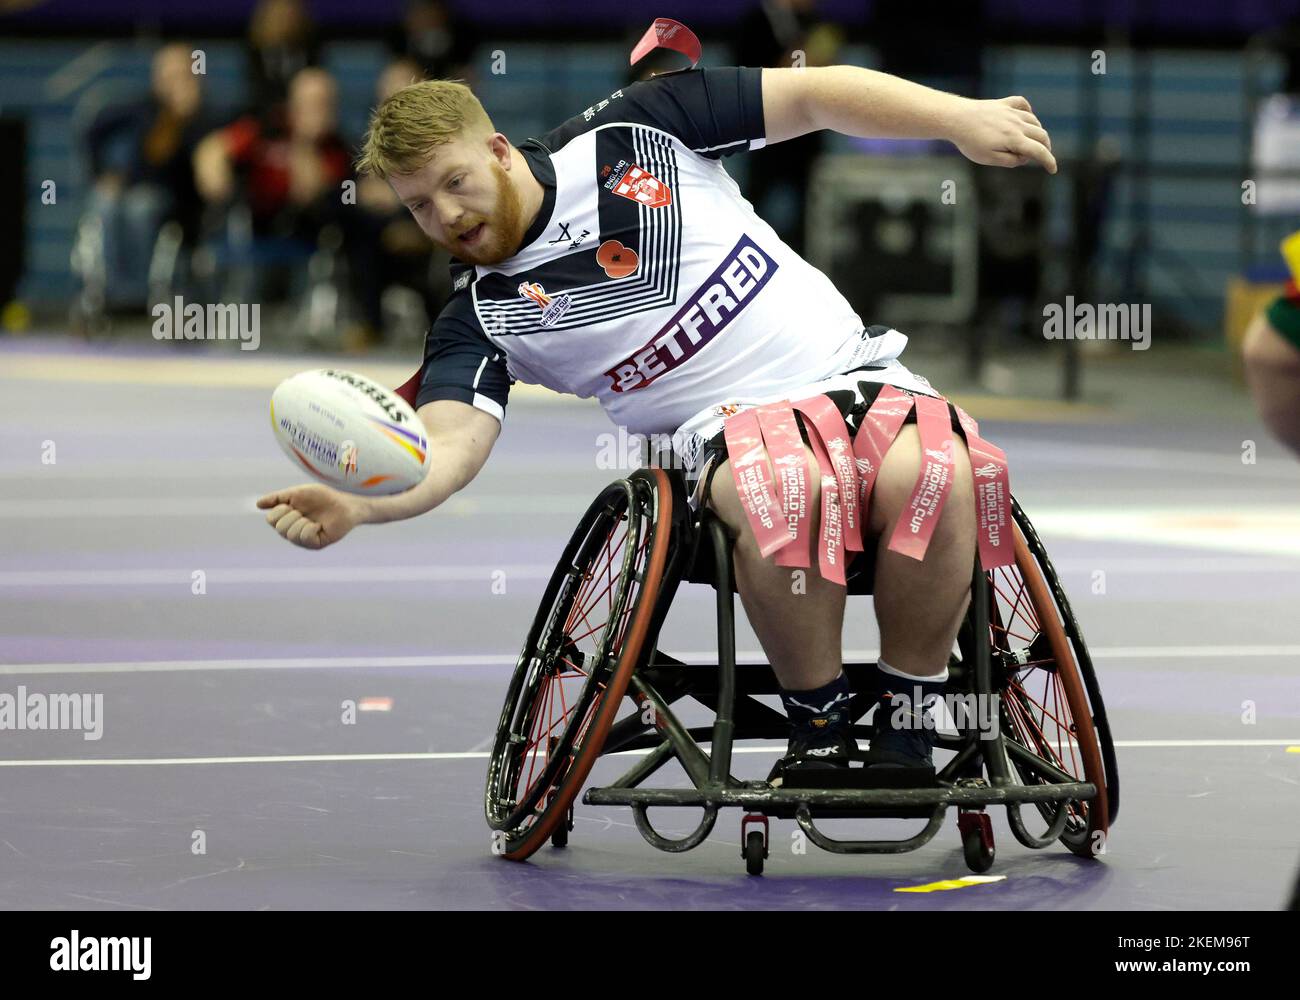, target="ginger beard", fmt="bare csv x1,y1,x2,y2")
445,158,526,266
